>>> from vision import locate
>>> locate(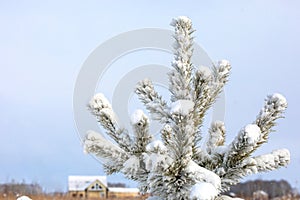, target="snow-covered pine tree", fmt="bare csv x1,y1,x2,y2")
84,16,290,200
